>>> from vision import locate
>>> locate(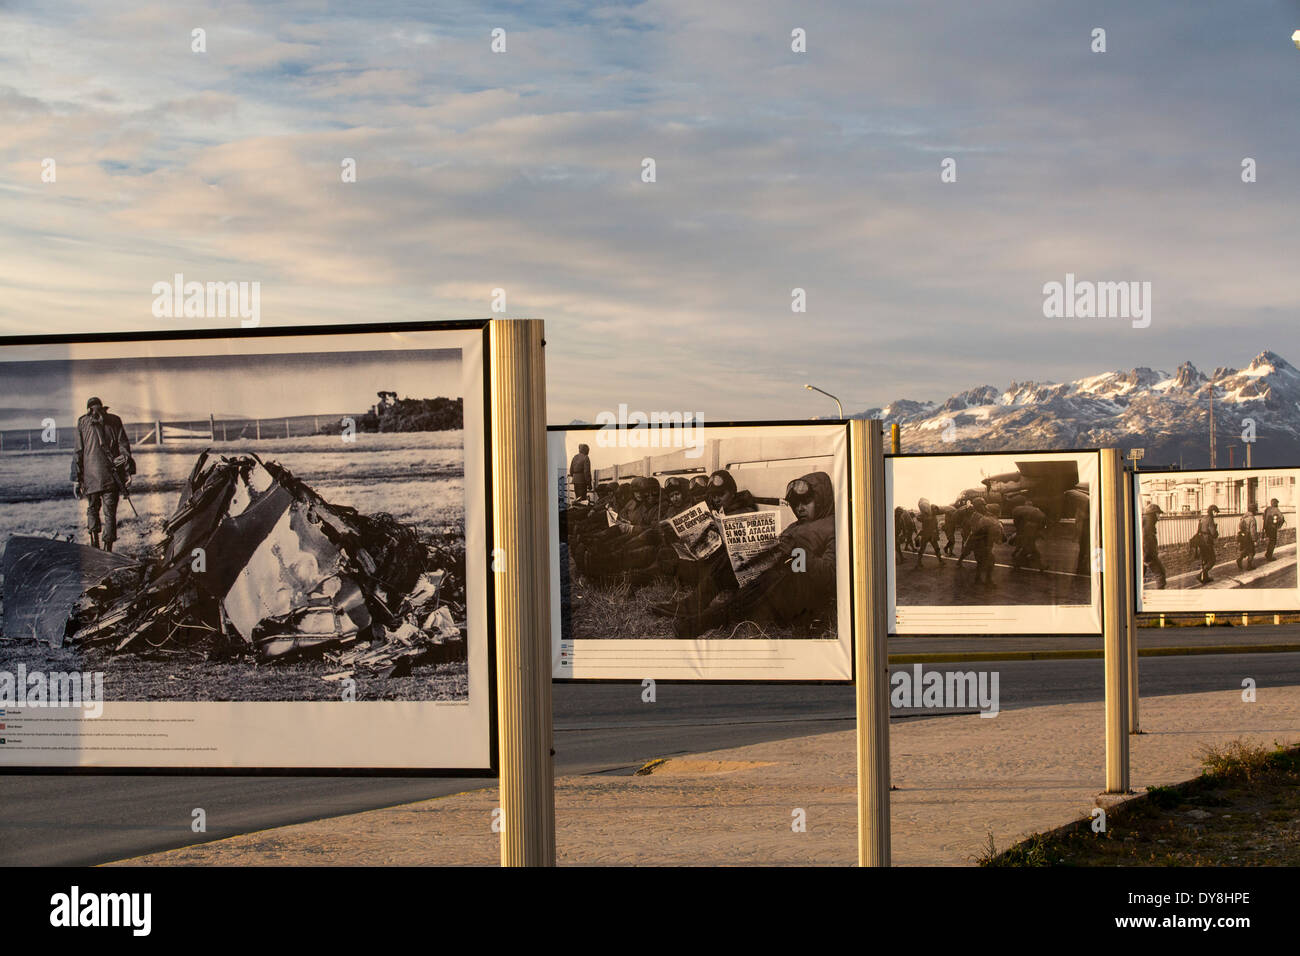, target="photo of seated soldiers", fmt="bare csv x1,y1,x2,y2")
1188,504,1220,584
1236,503,1259,571
610,476,665,582
571,481,636,577
1141,501,1167,588
652,469,757,619
1010,502,1047,571
672,472,836,639
913,501,943,568
1263,498,1285,560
